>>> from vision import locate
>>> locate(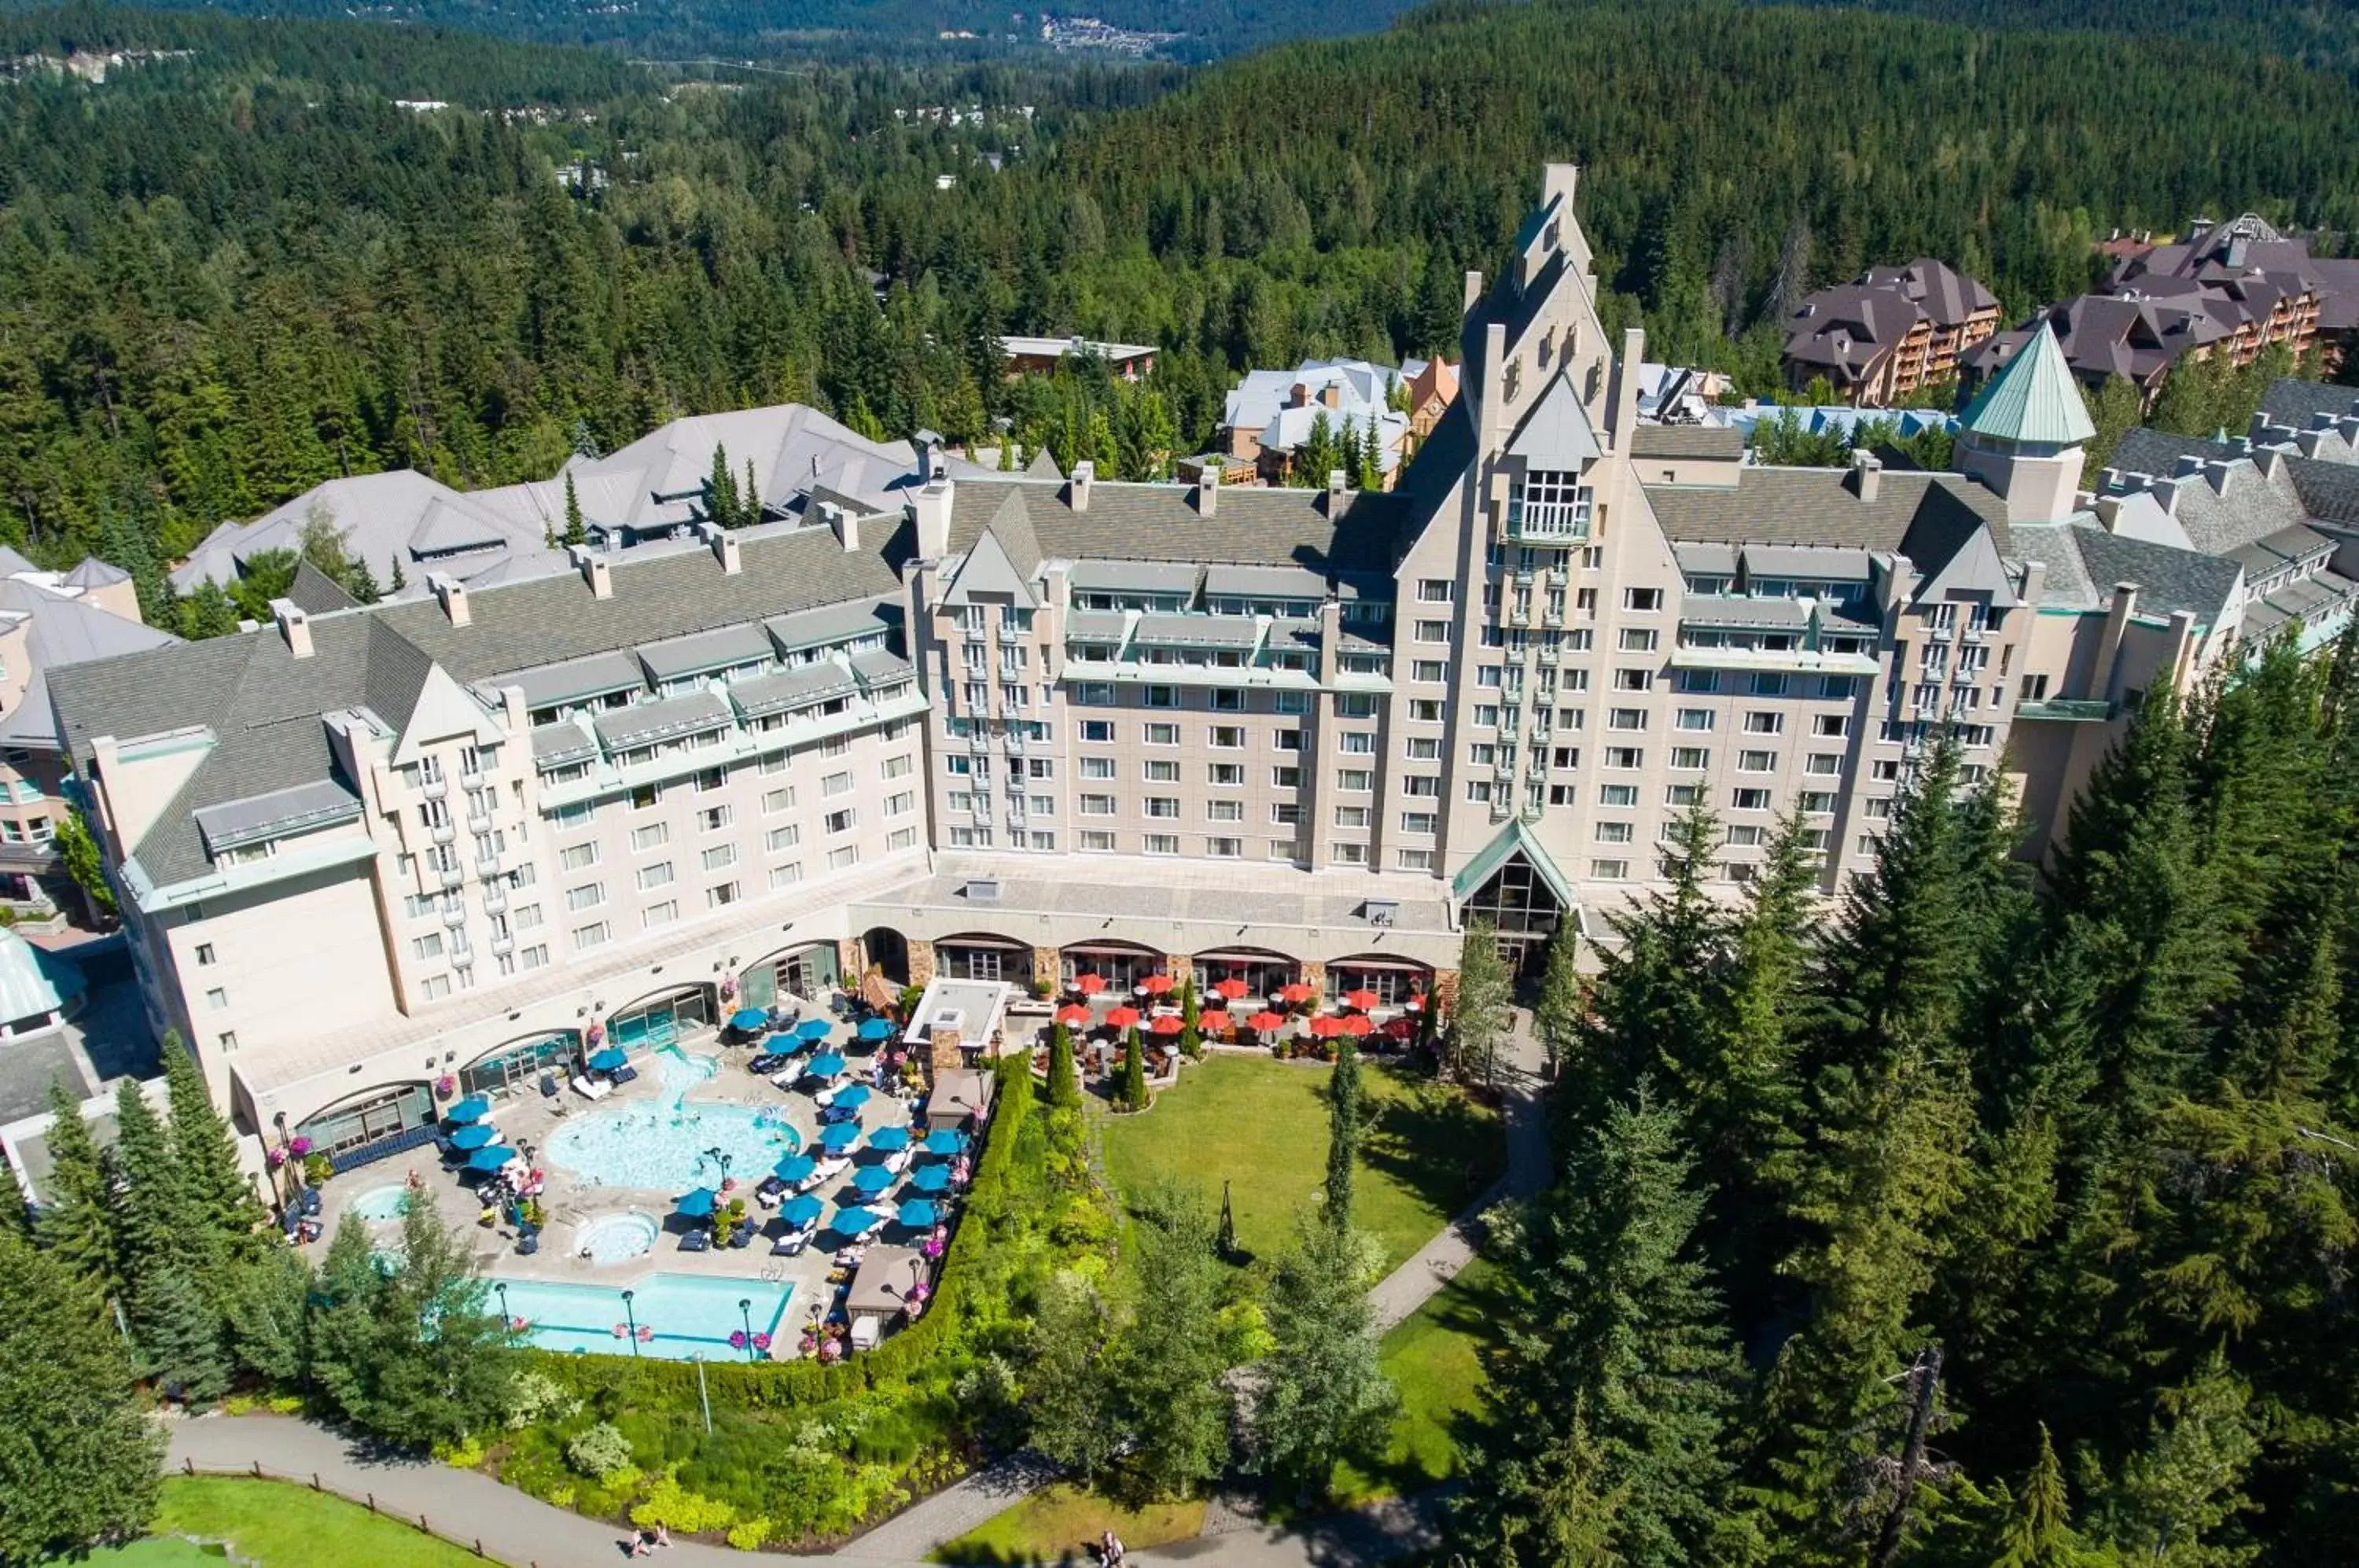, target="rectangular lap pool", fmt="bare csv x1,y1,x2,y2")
489,1272,793,1360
